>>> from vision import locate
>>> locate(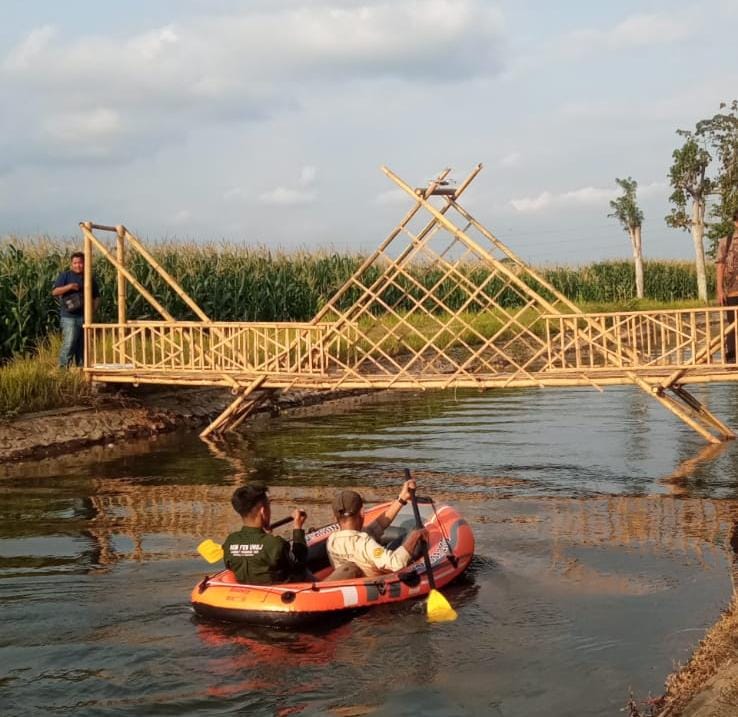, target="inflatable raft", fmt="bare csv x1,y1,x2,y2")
191,499,474,626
